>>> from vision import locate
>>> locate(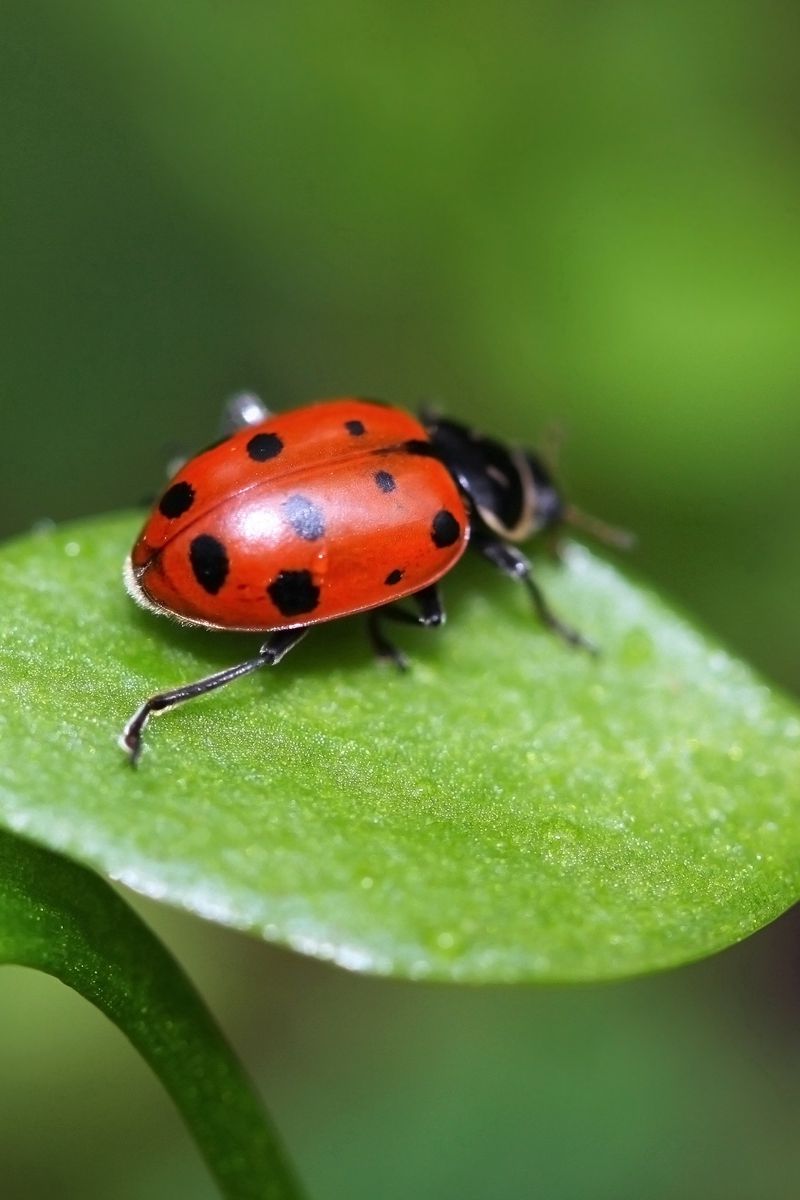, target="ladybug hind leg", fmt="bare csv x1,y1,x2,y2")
475,536,597,654
366,584,445,671
120,626,308,765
